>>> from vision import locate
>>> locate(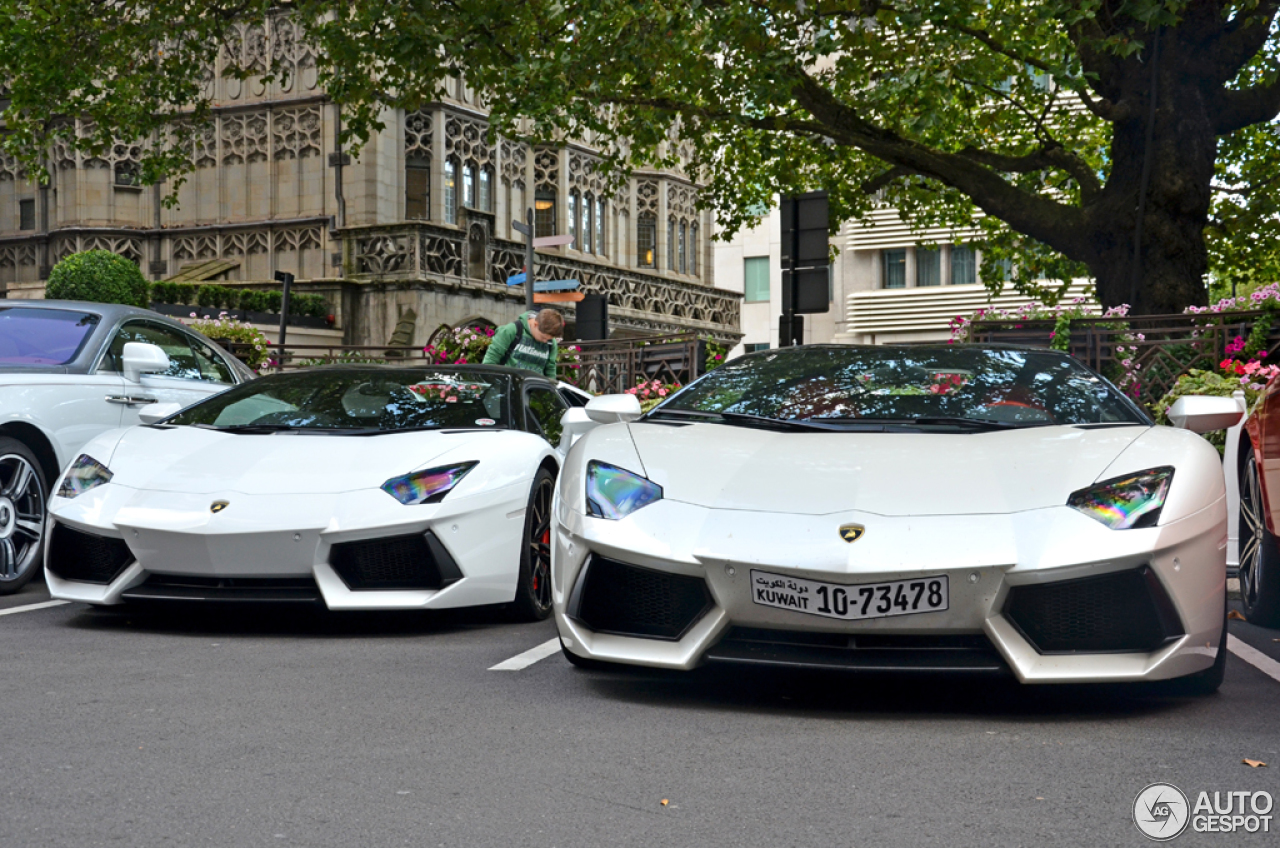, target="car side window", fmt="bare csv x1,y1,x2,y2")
558,387,590,407
525,386,568,444
190,337,236,384
107,322,203,381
